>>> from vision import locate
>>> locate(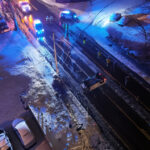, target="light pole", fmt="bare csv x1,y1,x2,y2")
53,32,59,75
